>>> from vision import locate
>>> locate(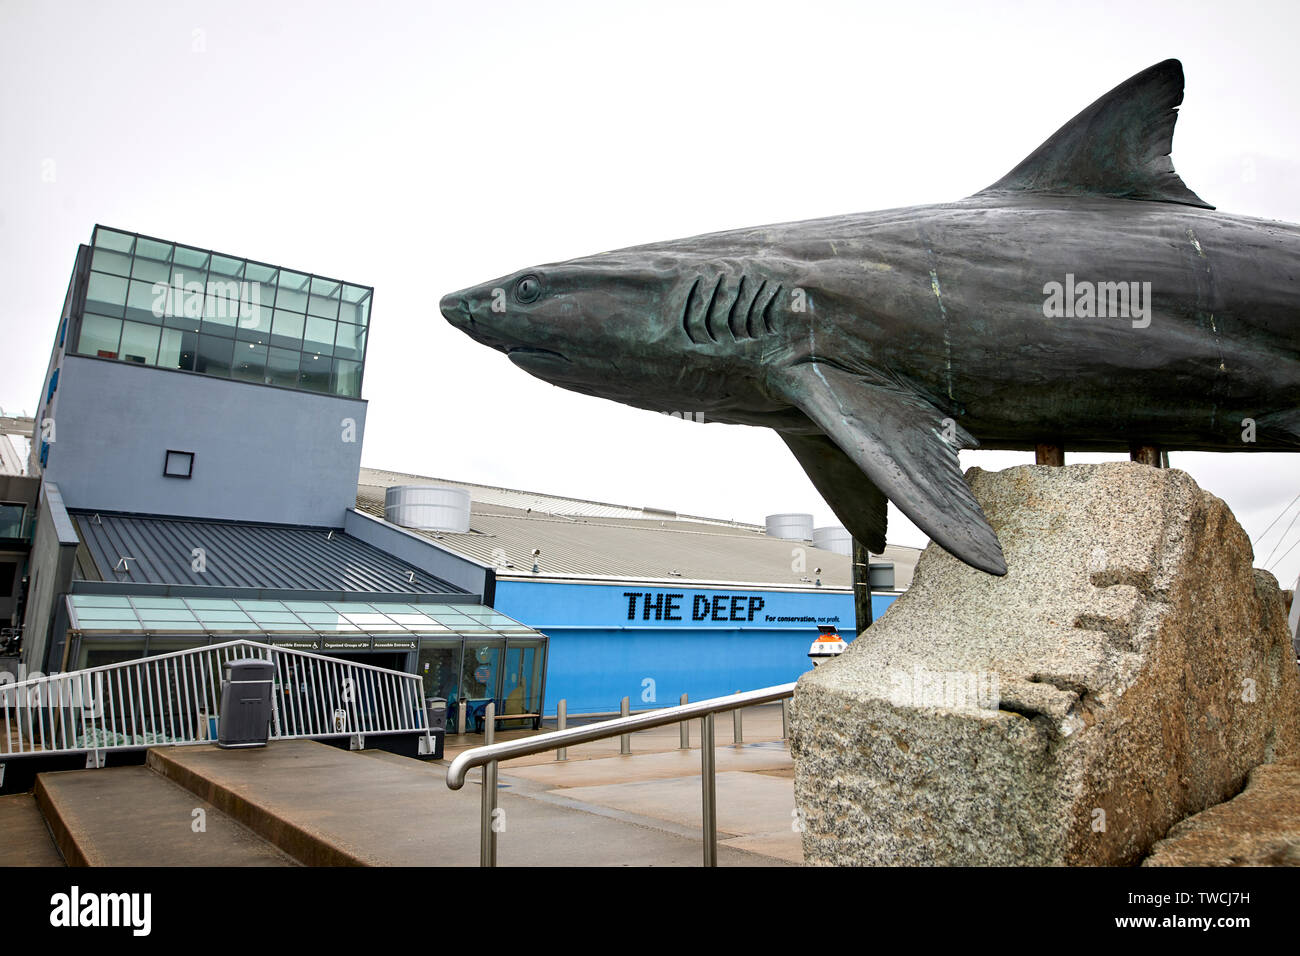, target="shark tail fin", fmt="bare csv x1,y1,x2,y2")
974,59,1214,209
